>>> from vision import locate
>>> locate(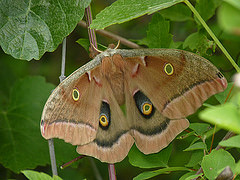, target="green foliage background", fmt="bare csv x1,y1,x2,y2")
0,0,240,179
